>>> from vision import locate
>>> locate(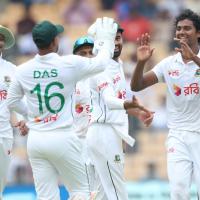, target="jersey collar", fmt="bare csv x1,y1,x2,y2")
35,52,59,61
110,58,123,66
